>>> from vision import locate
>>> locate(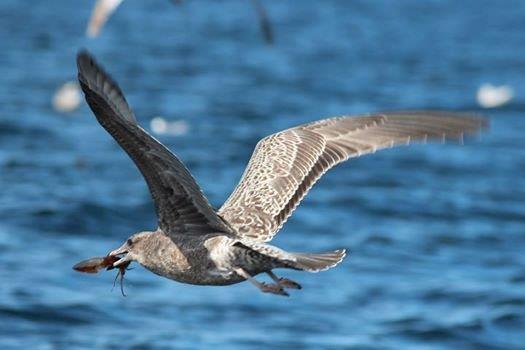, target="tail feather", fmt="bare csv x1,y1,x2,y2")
292,249,347,272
